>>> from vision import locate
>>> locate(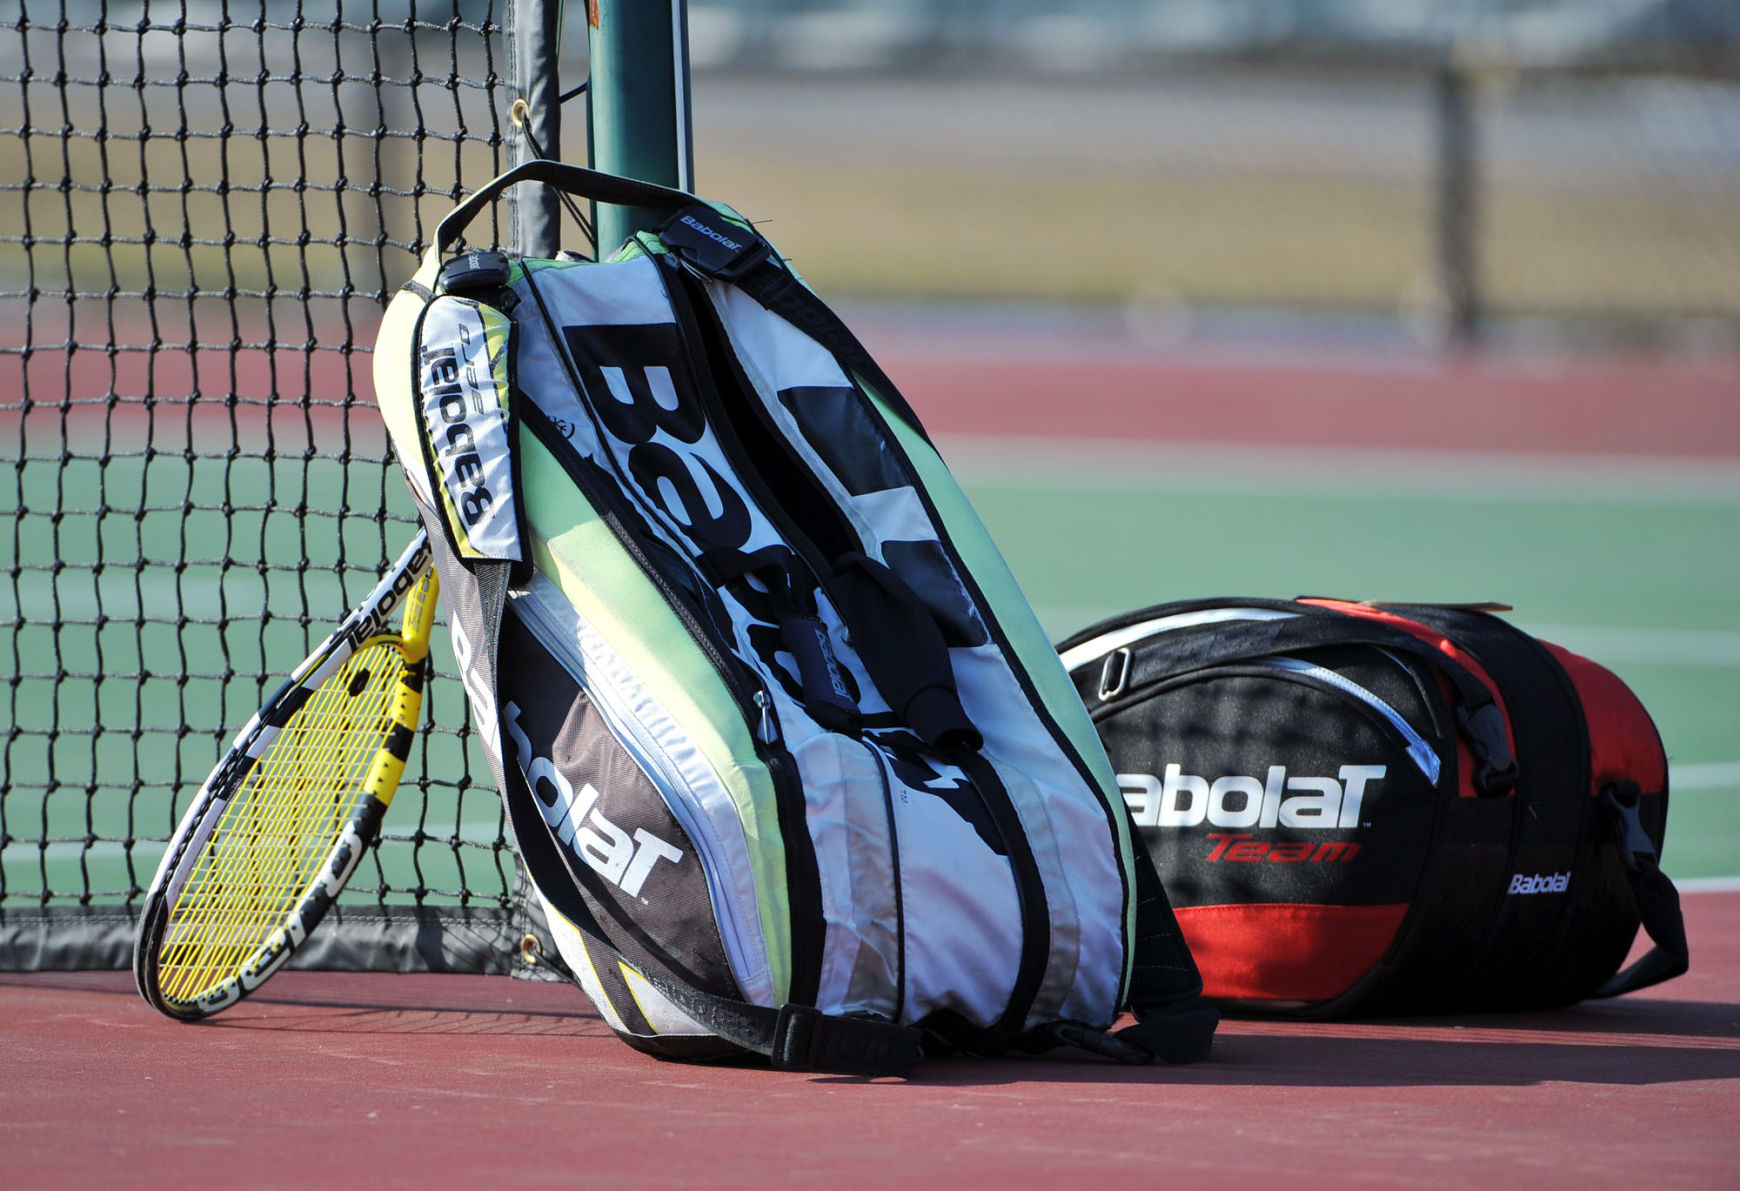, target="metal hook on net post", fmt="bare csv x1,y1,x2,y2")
510,97,595,254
